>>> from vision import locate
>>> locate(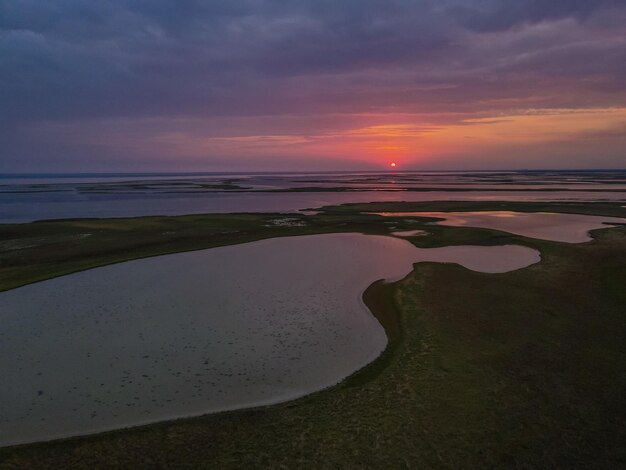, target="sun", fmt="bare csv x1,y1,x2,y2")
390,162,397,168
